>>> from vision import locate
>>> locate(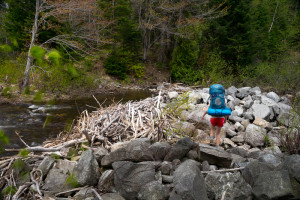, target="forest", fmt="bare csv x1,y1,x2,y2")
0,0,299,94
